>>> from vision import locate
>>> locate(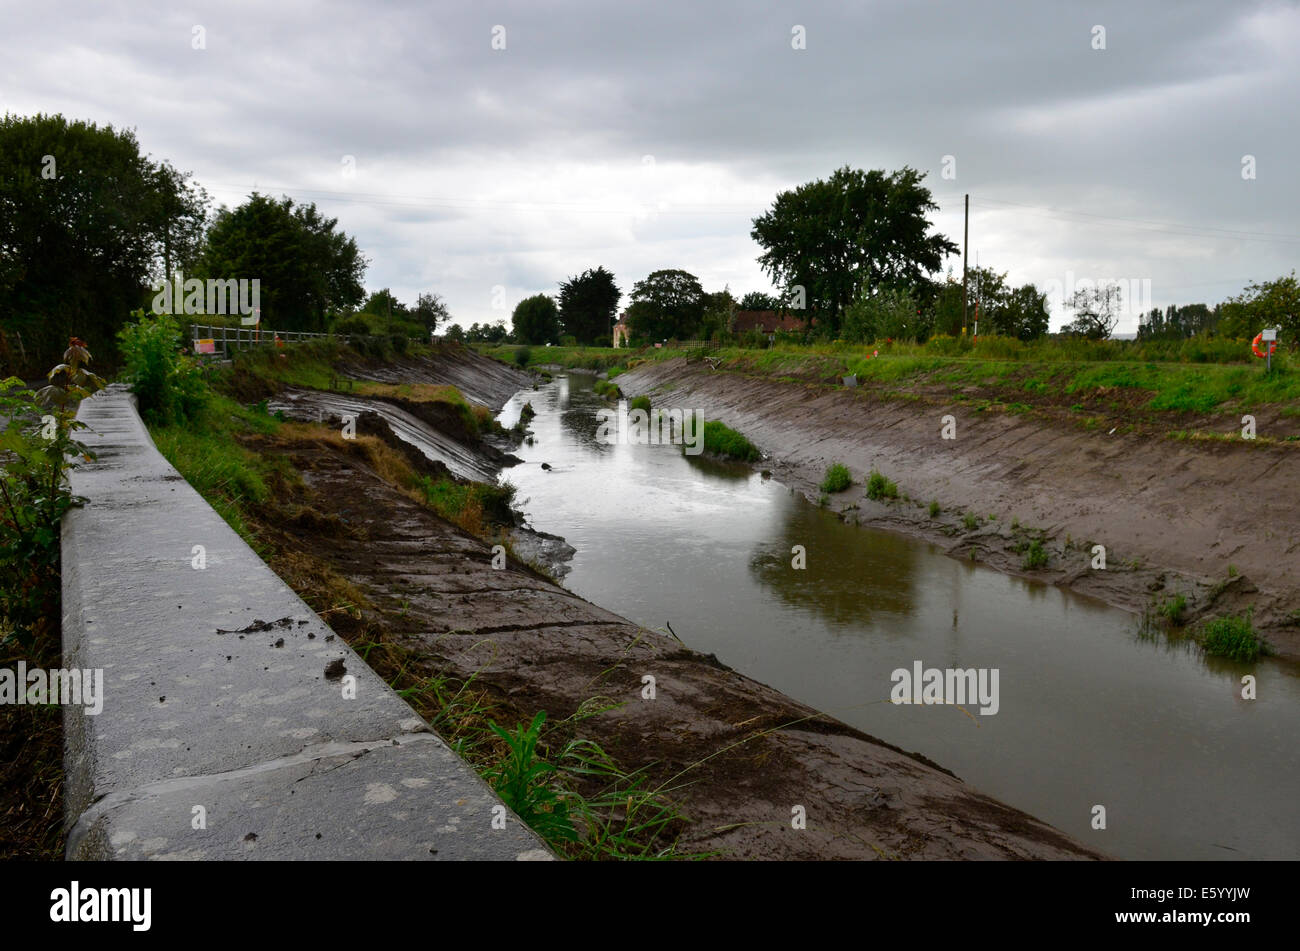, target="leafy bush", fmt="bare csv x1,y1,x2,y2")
1021,538,1048,570
1199,612,1266,662
820,463,852,493
593,379,620,399
628,395,651,413
348,334,392,359
1,339,103,647
865,468,898,500
117,311,209,425
515,347,532,367
699,419,760,461
331,315,371,336
390,333,409,355
928,499,941,518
